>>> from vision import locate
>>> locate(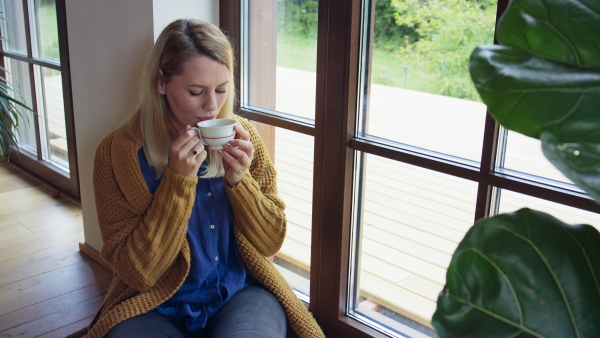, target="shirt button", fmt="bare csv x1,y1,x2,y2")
207,192,212,197
210,225,215,229
215,256,219,261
